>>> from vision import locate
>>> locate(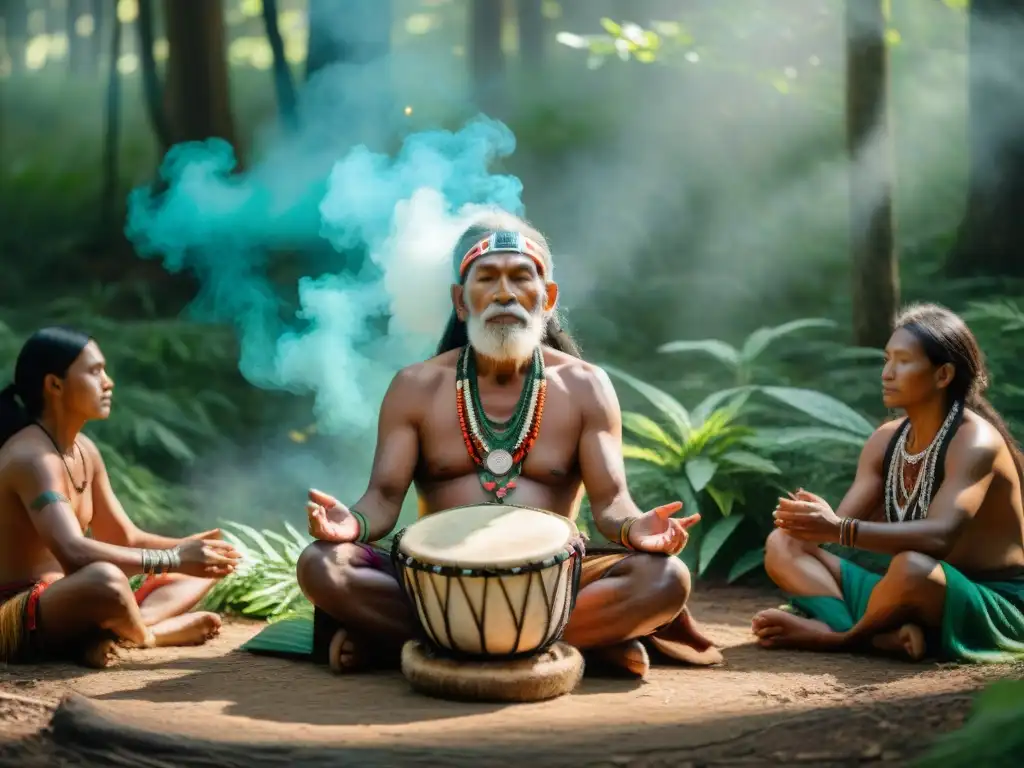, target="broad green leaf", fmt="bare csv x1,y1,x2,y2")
698,515,745,576
744,426,867,450
684,457,717,492
623,443,674,467
555,32,590,49
284,521,311,548
238,579,294,603
600,17,623,35
144,421,196,462
759,386,875,435
621,411,683,454
720,451,781,474
739,318,836,364
670,477,702,572
727,547,765,583
656,338,741,369
972,680,1024,716
226,523,287,565
705,485,736,517
691,386,755,427
602,365,691,440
